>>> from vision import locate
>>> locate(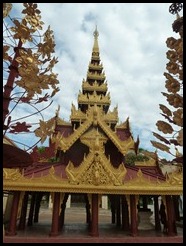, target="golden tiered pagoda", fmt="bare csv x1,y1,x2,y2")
3,27,183,238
